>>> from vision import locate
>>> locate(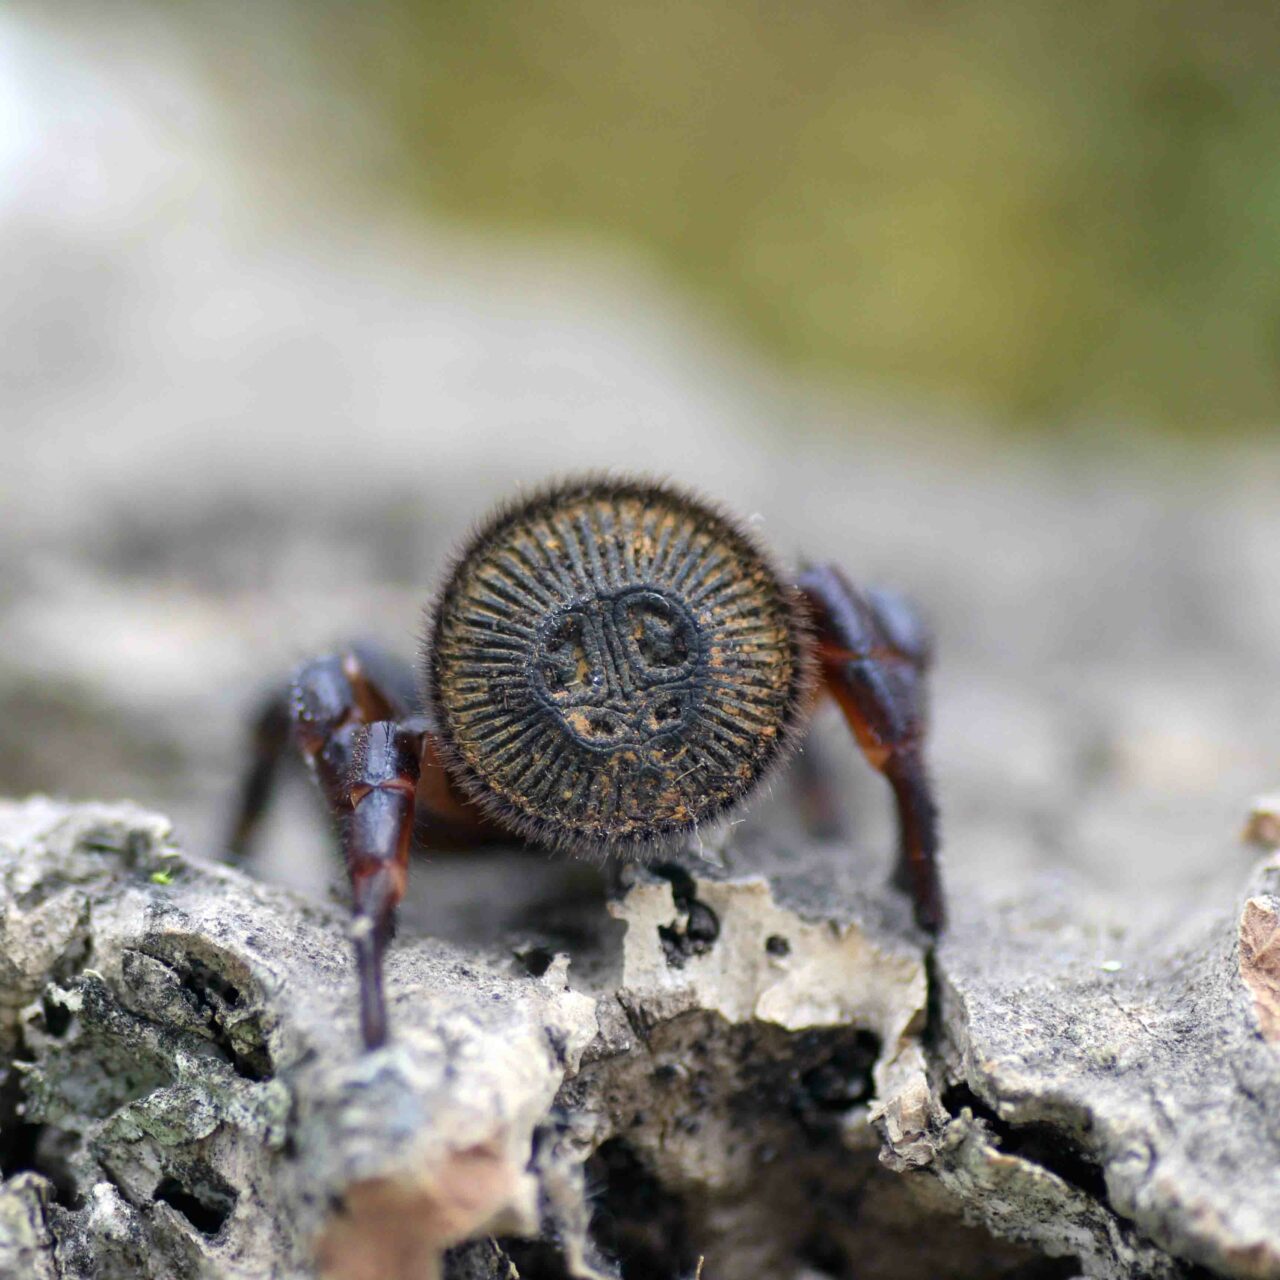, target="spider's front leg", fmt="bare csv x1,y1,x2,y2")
226,642,418,863
798,565,946,932
226,648,465,1048
343,717,423,1049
